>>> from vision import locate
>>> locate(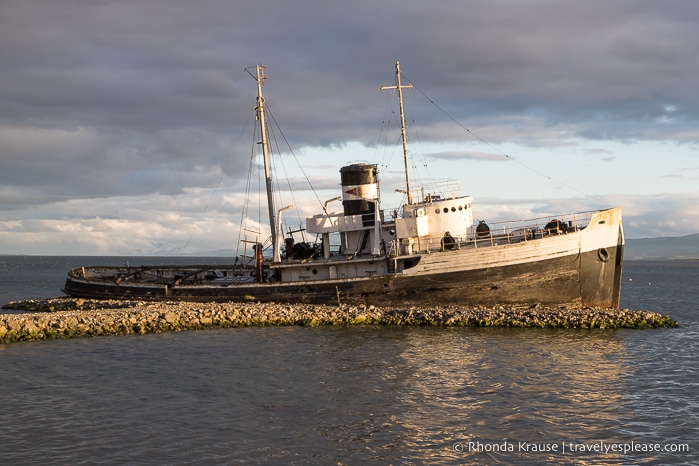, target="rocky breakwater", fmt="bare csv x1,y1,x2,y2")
1,298,678,344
